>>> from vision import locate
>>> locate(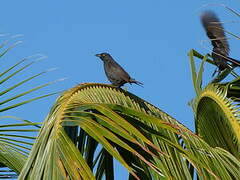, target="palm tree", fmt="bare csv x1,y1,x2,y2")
1,38,239,179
